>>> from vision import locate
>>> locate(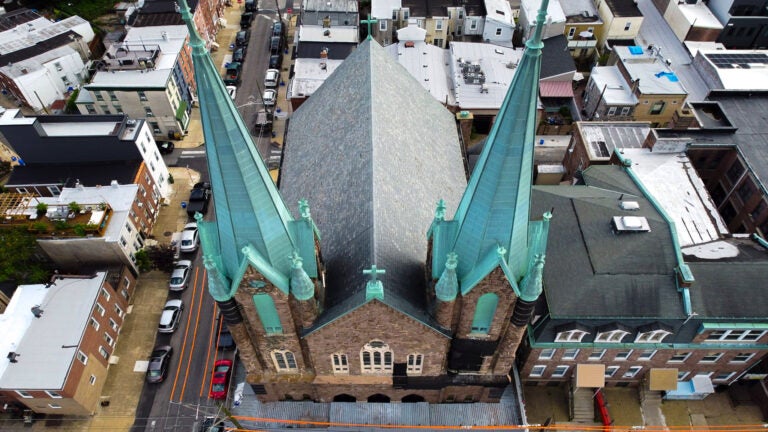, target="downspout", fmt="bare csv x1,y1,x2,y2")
613,150,694,316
